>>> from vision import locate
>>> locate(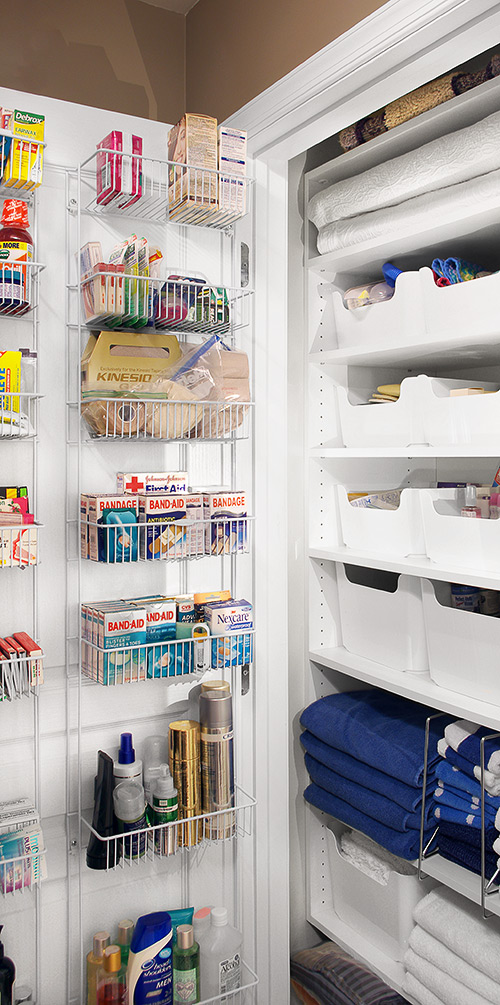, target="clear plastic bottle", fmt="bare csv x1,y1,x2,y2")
199,907,242,1002
96,945,127,1005
192,909,212,1001
173,924,199,1003
87,931,110,1005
